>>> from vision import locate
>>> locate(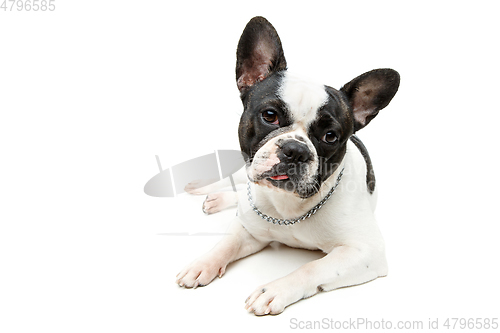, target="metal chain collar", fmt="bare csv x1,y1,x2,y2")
246,167,345,226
